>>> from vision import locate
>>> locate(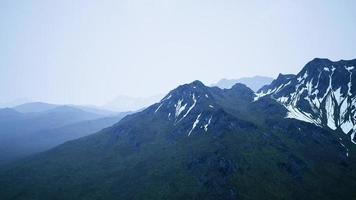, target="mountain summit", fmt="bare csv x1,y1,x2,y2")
147,80,257,137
